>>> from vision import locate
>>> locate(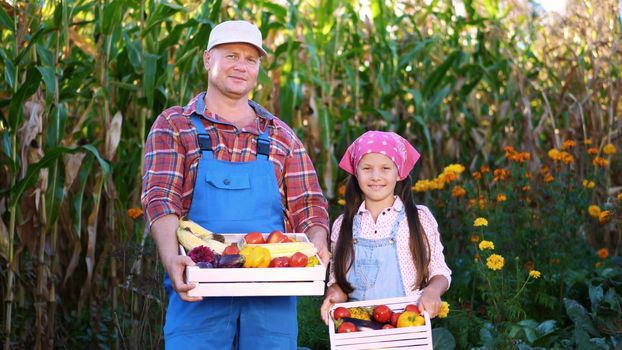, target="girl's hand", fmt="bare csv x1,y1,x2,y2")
320,284,348,325
418,275,449,318
418,291,441,318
